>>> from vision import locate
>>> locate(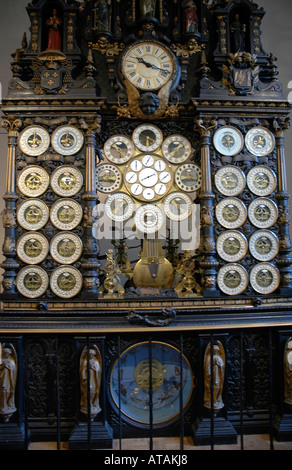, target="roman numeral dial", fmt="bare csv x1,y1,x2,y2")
121,42,175,91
